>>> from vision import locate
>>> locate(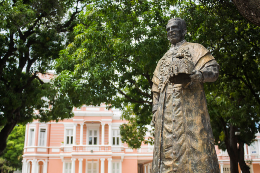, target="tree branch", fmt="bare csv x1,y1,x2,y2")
0,32,15,77
16,73,44,93
21,12,46,40
143,72,153,88
26,58,37,74
243,70,260,105
35,75,44,85
112,83,152,105
226,72,260,105
128,78,152,99
56,5,81,32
